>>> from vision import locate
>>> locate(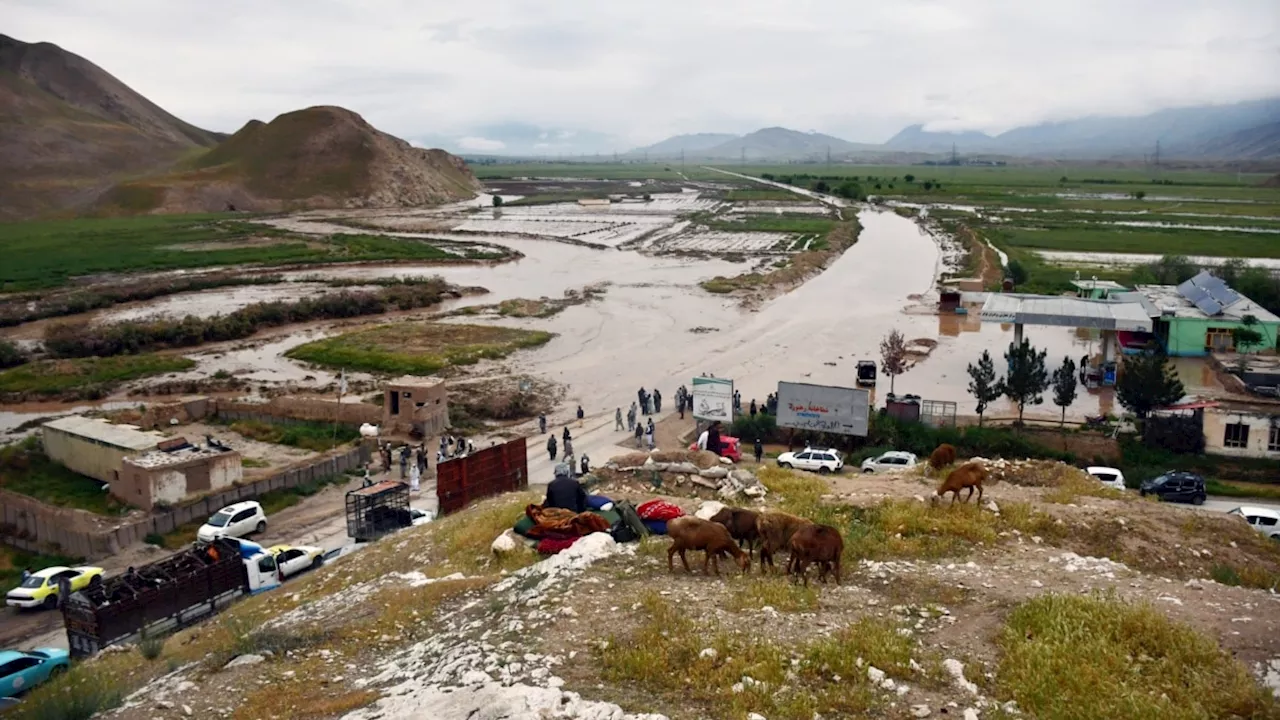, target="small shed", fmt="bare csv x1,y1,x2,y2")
41,416,165,484
118,444,242,510
384,377,449,438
